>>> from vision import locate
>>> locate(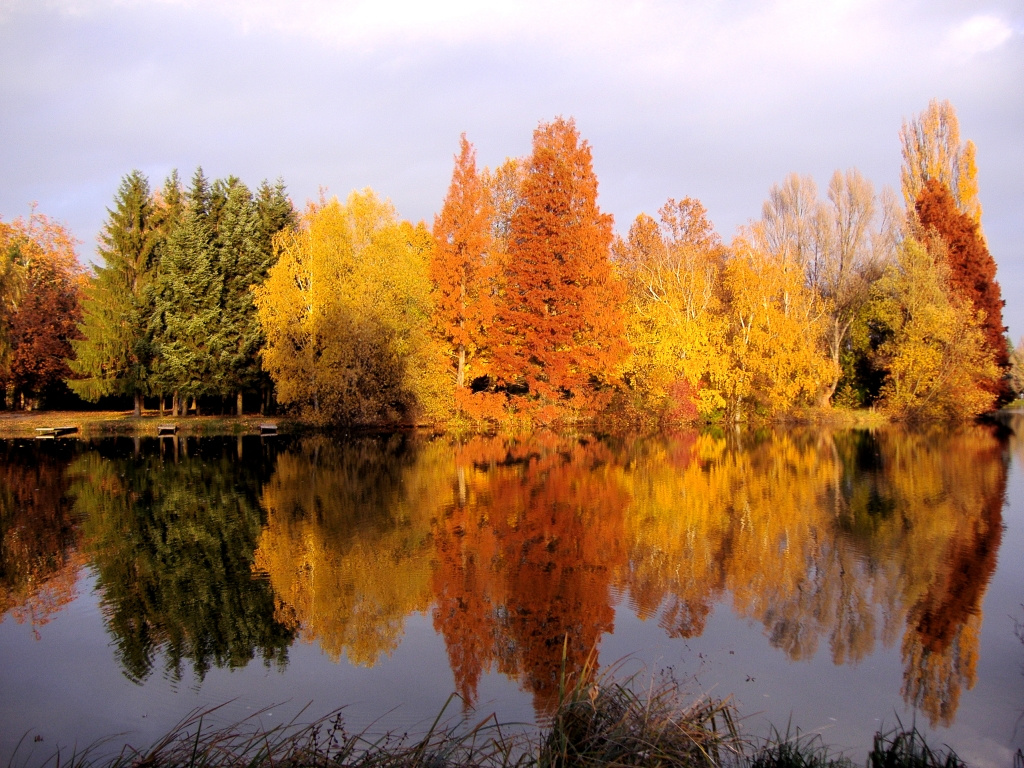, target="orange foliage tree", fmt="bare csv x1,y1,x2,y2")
430,135,496,397
914,178,1008,400
490,118,628,422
